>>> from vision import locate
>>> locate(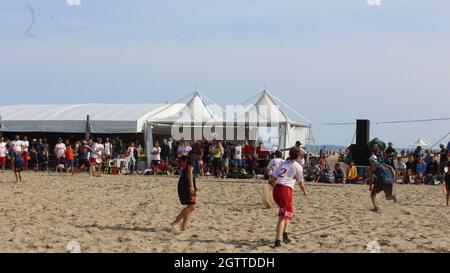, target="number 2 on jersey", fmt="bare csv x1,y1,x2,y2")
278,168,287,178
